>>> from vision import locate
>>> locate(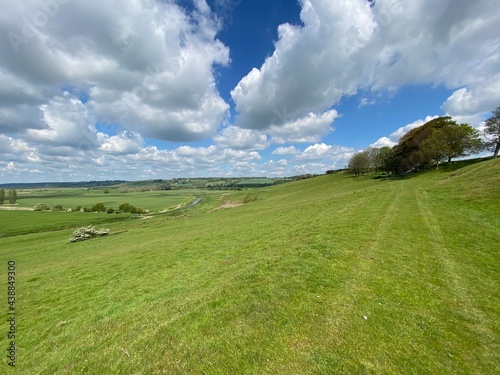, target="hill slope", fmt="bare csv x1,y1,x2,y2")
1,159,499,374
